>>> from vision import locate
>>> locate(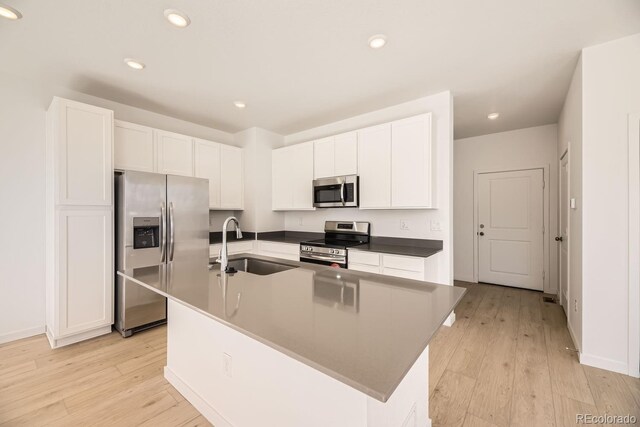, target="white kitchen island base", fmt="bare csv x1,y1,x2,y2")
165,300,431,427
